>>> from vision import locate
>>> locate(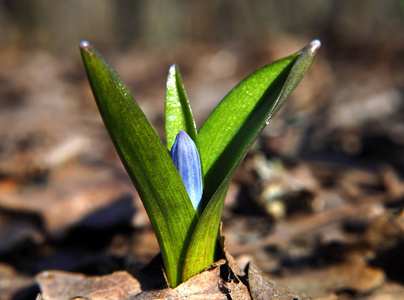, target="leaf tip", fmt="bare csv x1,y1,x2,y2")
168,64,175,76
309,39,321,54
168,64,180,76
79,40,92,51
